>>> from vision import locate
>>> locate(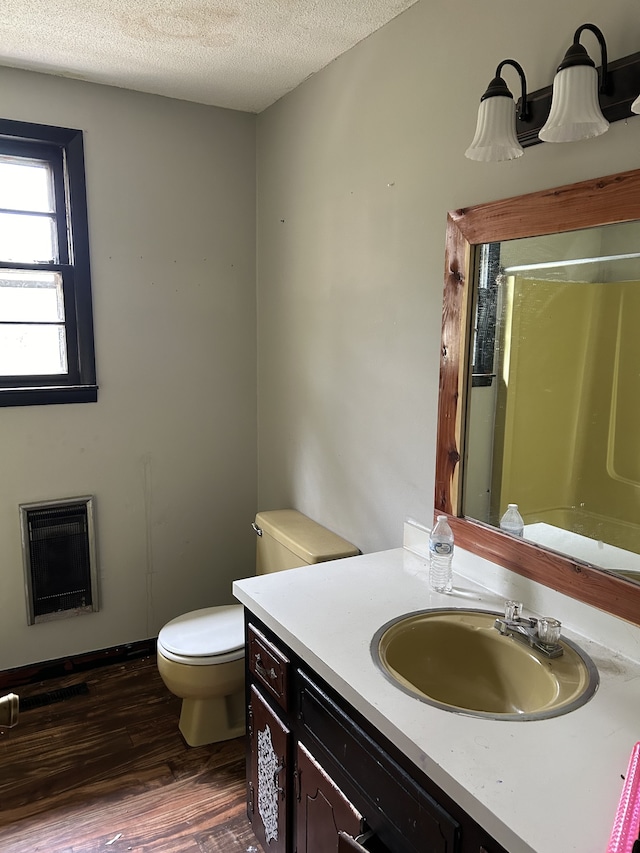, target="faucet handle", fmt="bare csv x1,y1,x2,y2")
537,617,562,646
504,600,523,620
